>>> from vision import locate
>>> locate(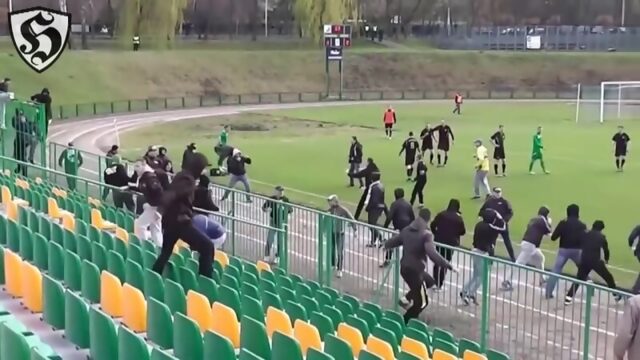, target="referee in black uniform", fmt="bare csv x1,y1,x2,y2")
612,125,630,172
399,132,420,181
491,125,507,176
420,123,436,165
